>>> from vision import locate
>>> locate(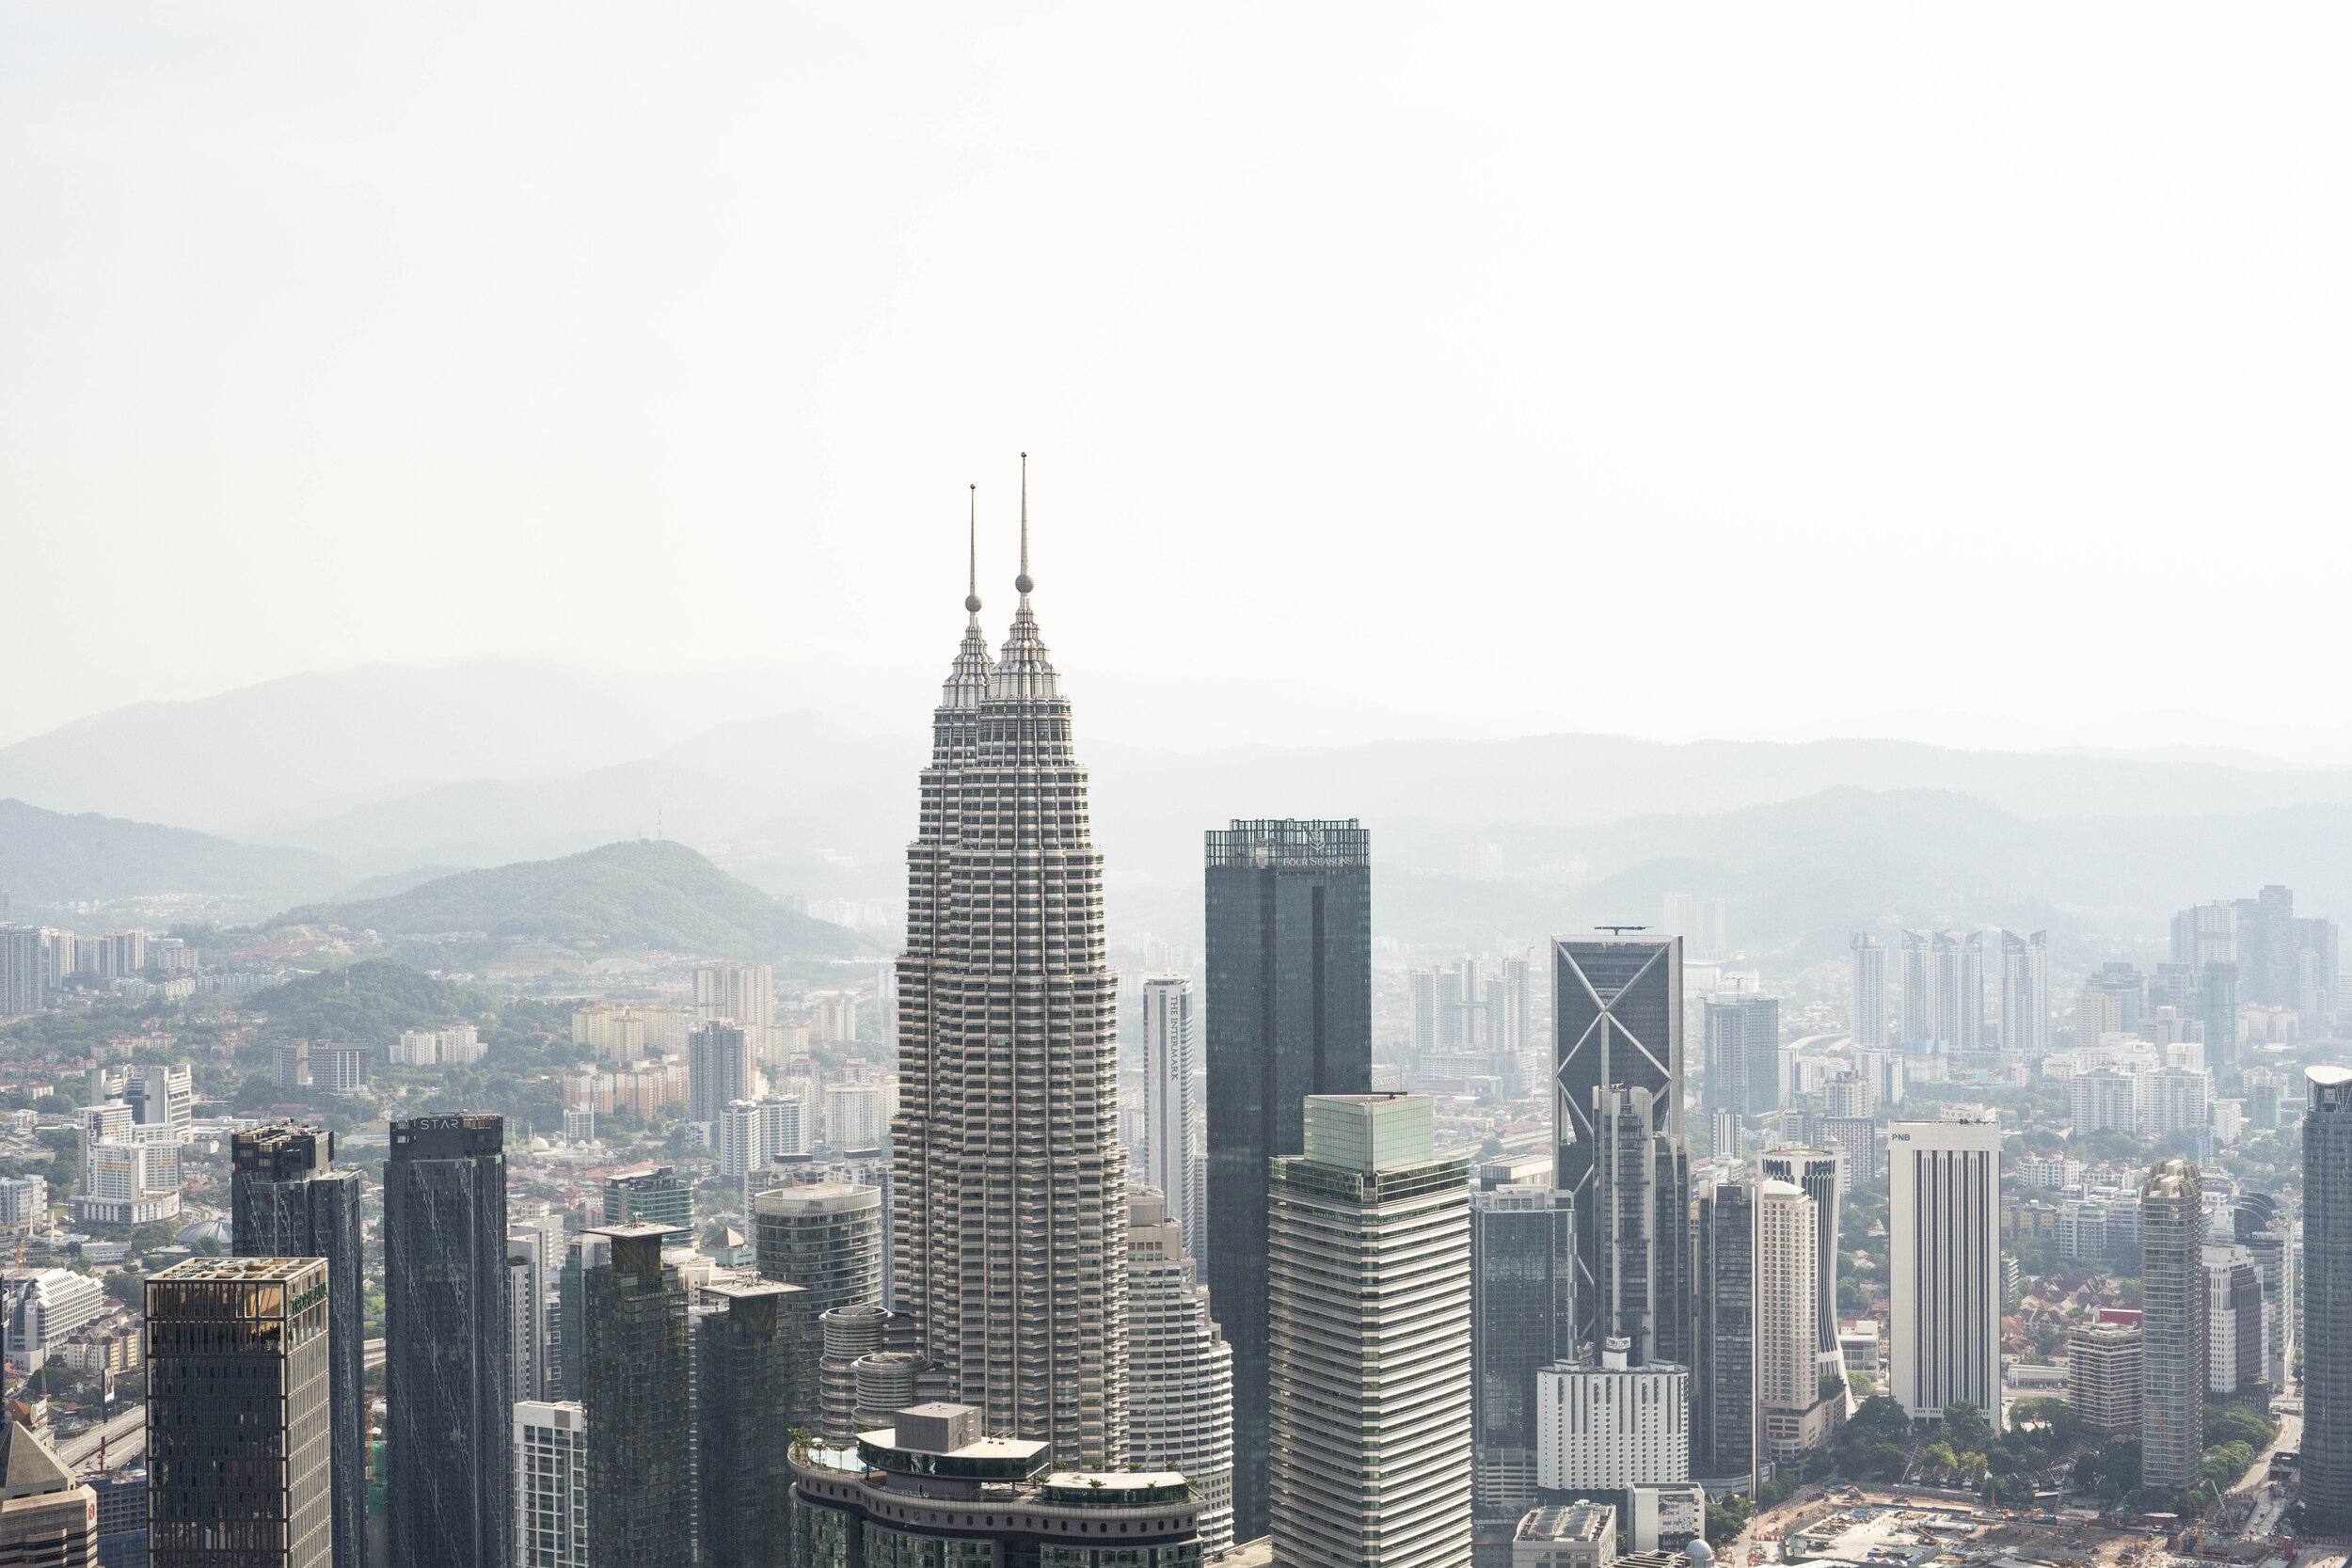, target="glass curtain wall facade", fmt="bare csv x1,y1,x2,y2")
384,1115,510,1568
584,1225,692,1568
1203,817,1373,1544
231,1124,366,1568
1694,1181,1756,1481
2305,1067,2352,1527
1470,1184,1574,1523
